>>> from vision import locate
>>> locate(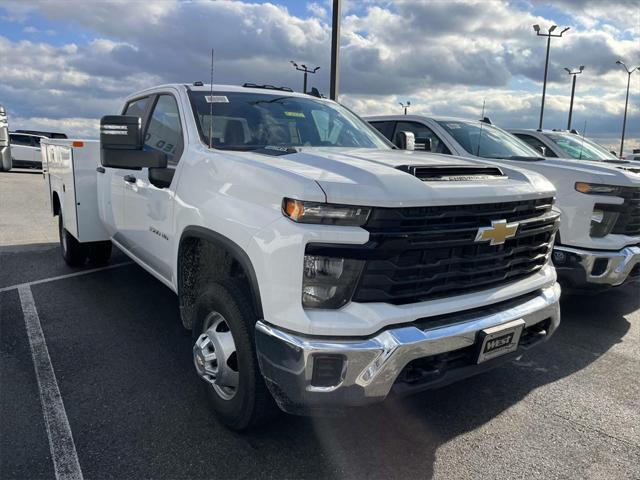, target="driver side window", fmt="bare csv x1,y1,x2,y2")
394,121,451,154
